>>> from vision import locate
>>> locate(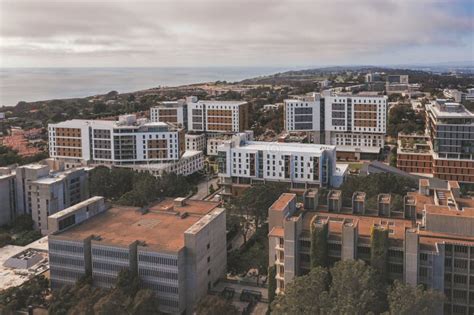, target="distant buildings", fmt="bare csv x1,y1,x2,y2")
150,99,187,128
48,114,186,168
398,100,474,183
0,162,90,233
151,96,249,134
49,198,226,315
268,179,474,314
217,134,338,196
187,98,249,133
284,91,387,160
426,100,474,183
